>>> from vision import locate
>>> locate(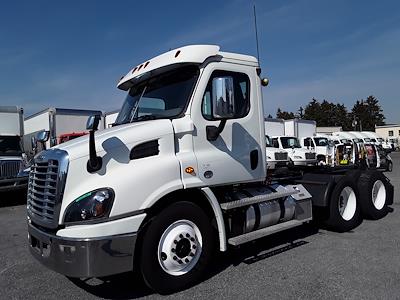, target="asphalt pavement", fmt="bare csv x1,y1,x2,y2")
1,153,400,299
